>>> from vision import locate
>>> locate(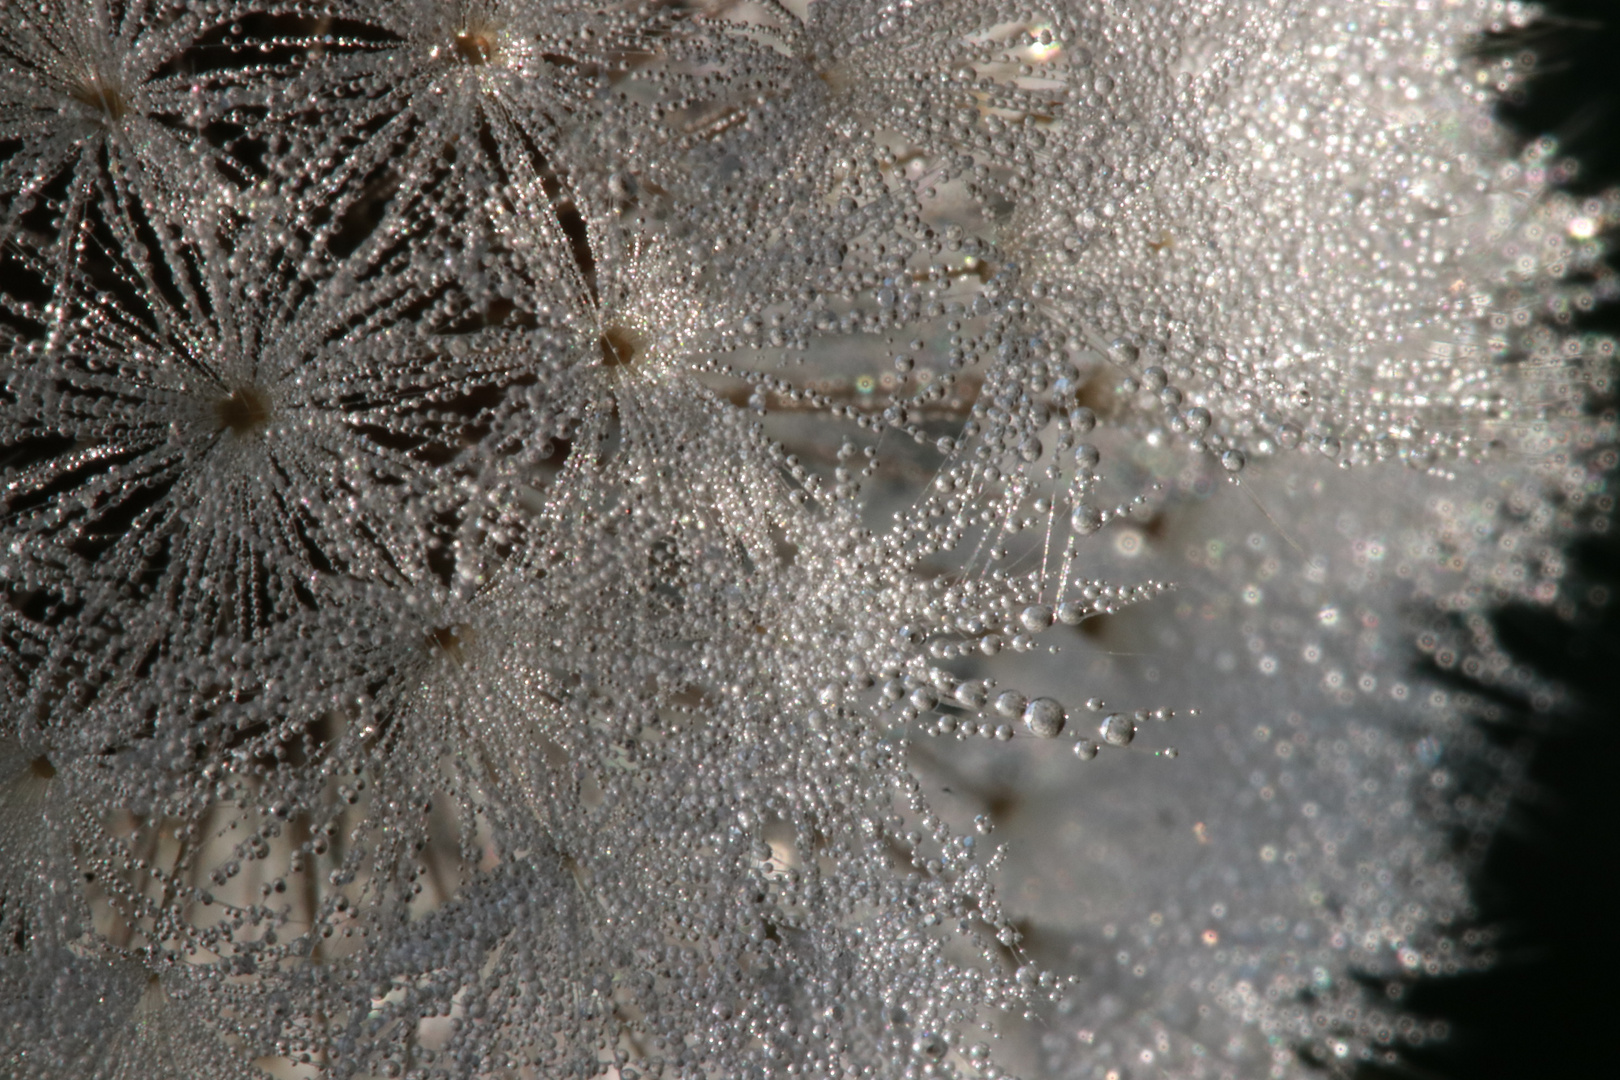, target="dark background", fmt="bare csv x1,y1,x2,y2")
1361,4,1620,1078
